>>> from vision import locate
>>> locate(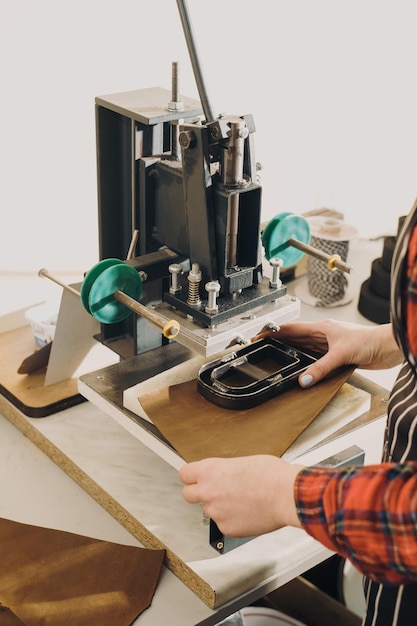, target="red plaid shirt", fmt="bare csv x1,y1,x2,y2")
294,462,417,584
294,221,417,586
